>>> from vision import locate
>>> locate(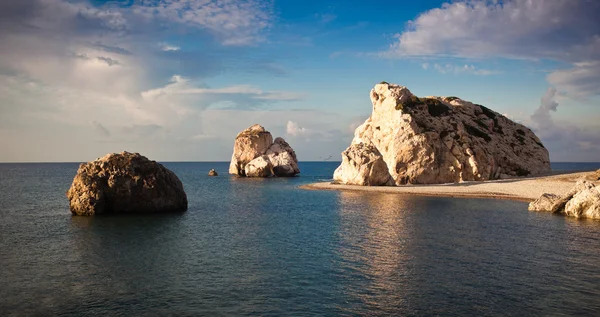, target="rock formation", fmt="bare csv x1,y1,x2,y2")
333,143,394,186
334,82,551,185
529,180,600,219
208,169,218,176
229,124,300,177
67,152,188,216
